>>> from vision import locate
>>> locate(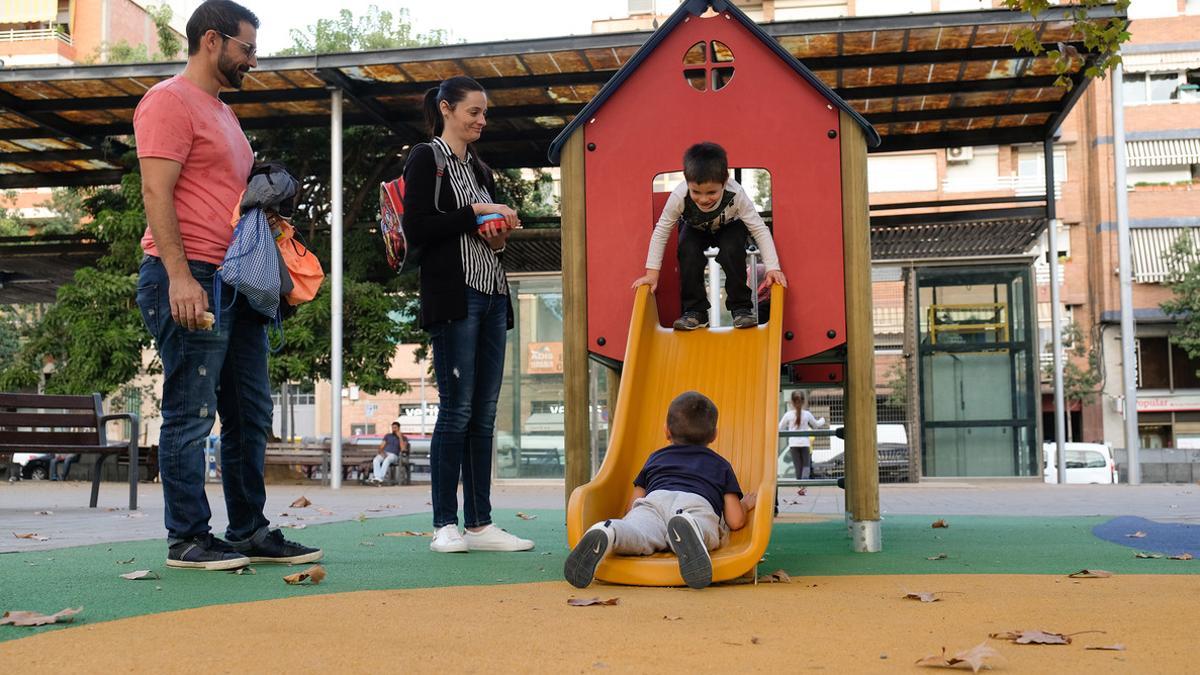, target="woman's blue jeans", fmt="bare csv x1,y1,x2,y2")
428,288,509,529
